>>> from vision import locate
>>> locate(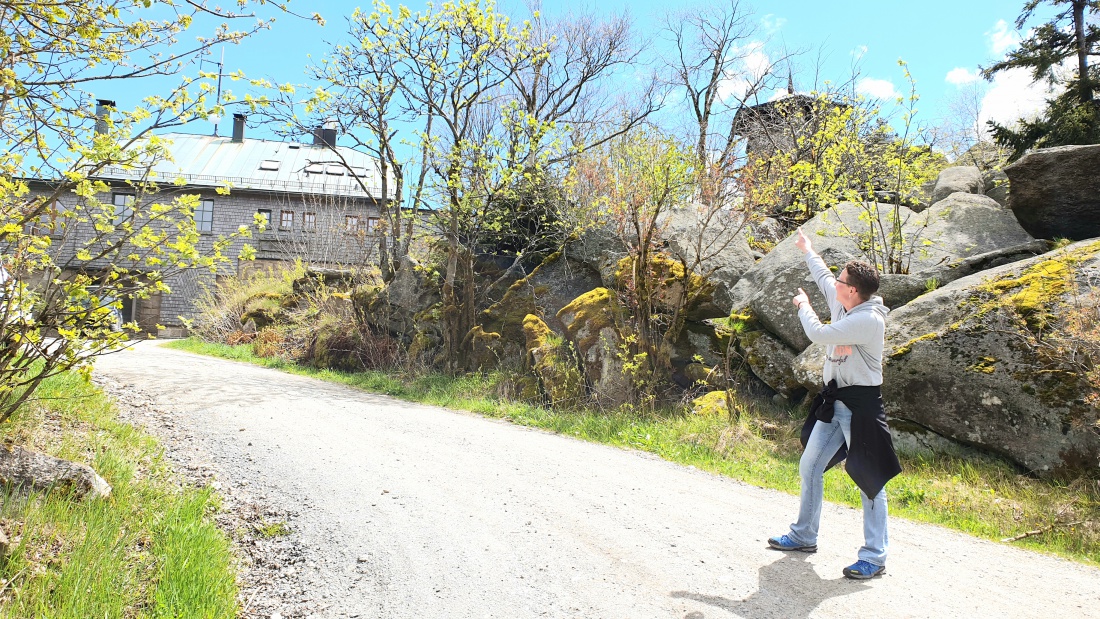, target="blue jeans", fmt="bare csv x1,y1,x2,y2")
787,400,889,566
